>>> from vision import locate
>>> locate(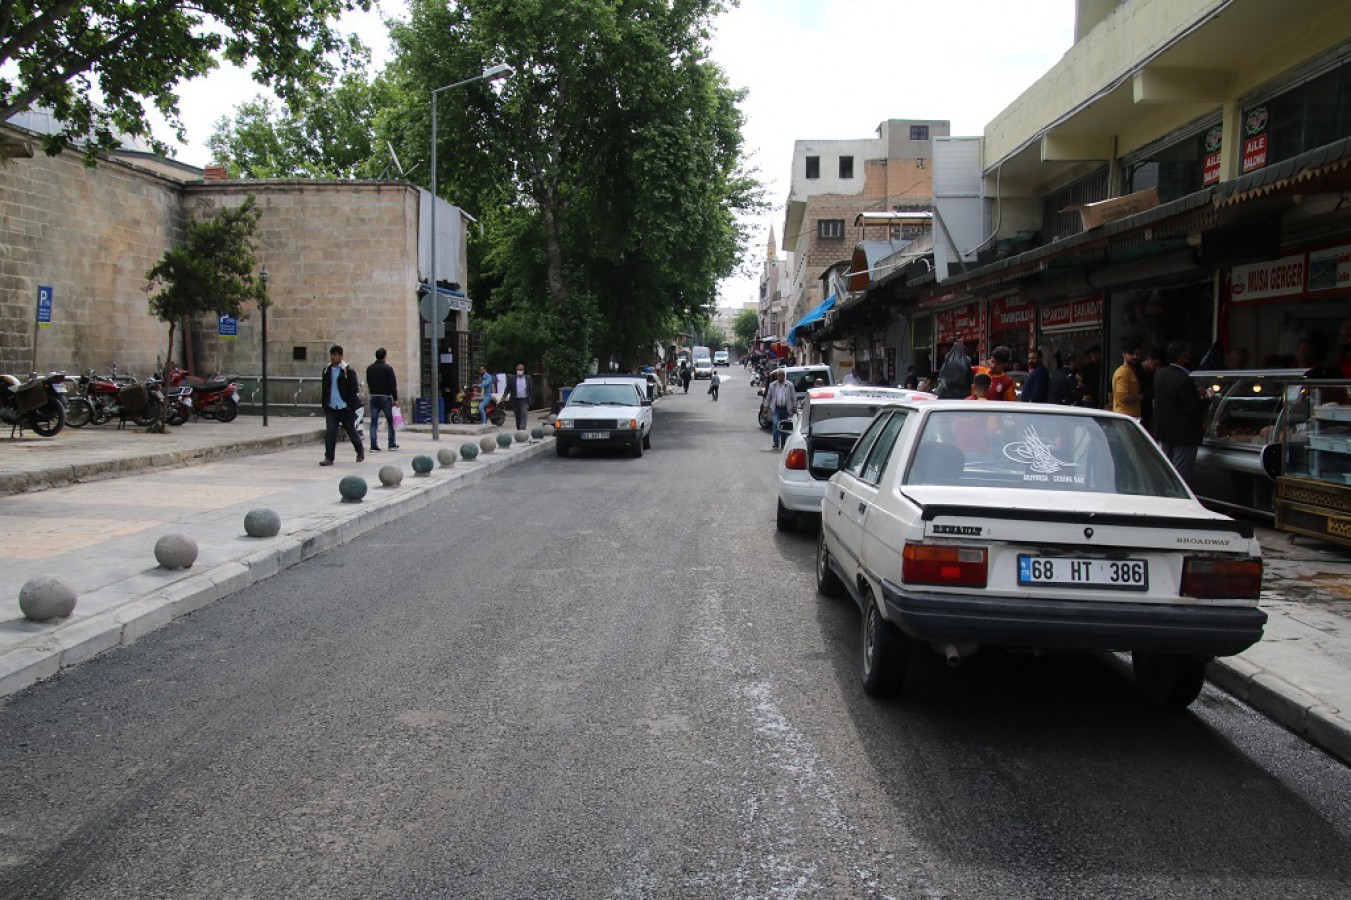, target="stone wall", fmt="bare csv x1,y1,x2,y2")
0,135,184,377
